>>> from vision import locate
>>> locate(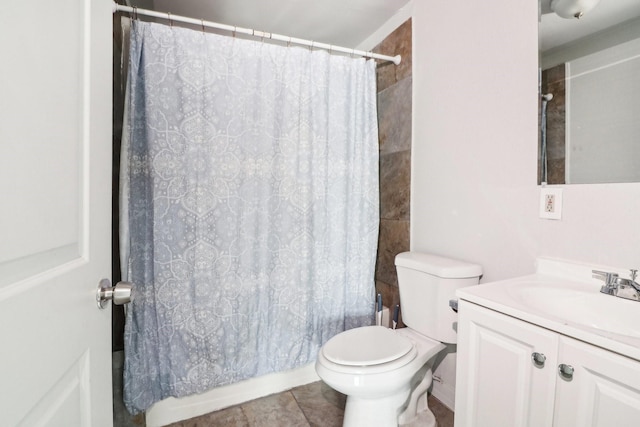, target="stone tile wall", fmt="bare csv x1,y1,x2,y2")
540,64,566,185
373,19,412,326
